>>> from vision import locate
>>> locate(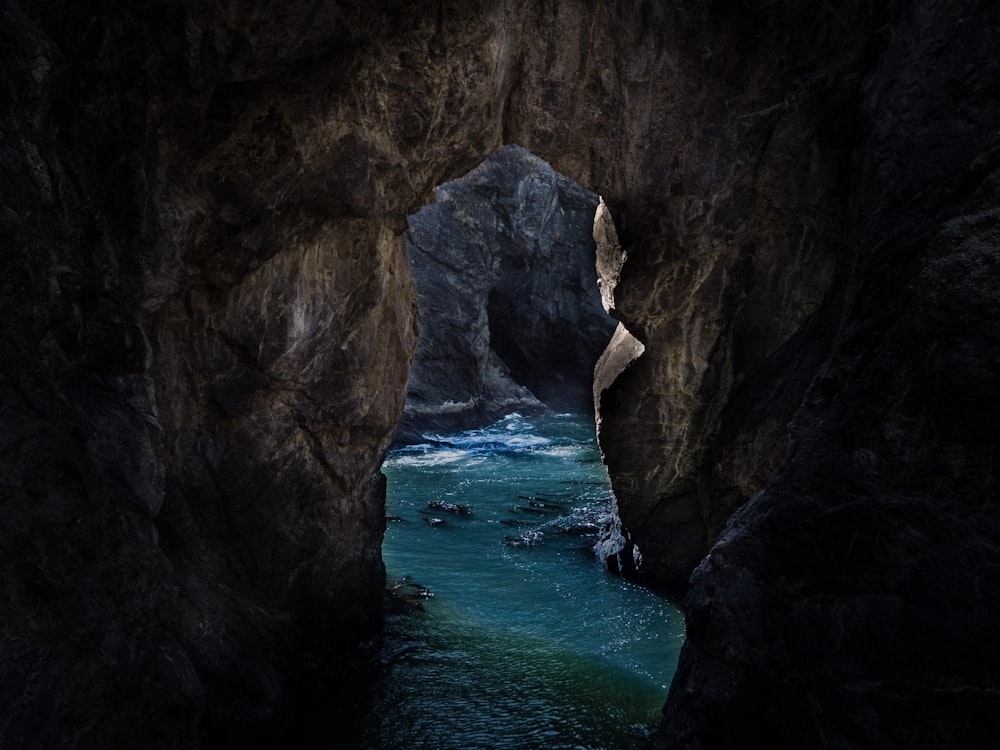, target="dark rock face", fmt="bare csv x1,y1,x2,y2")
589,5,858,591
0,2,428,746
397,145,615,442
653,2,1000,746
1,0,998,746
